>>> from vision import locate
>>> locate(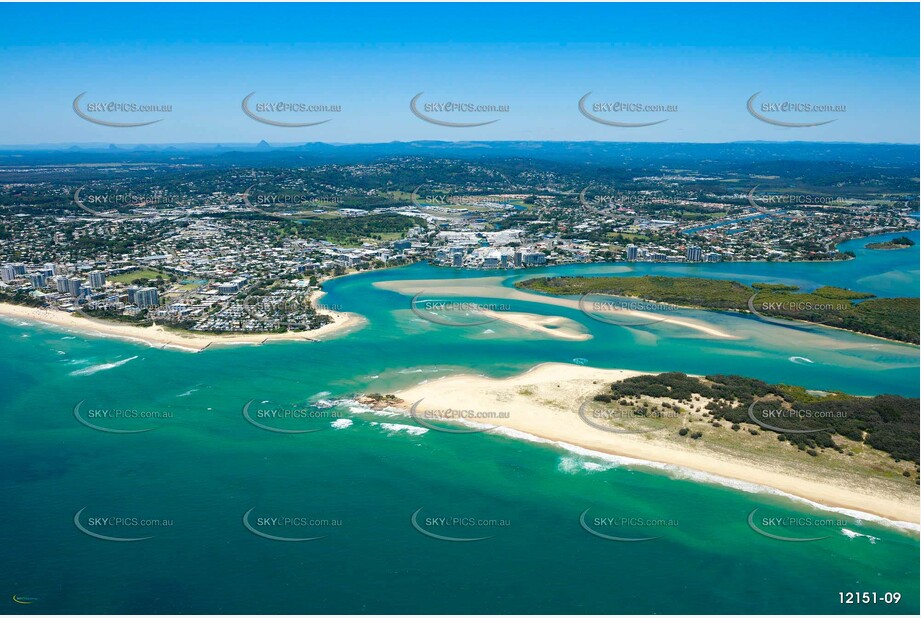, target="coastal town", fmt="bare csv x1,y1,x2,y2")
1,150,917,333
